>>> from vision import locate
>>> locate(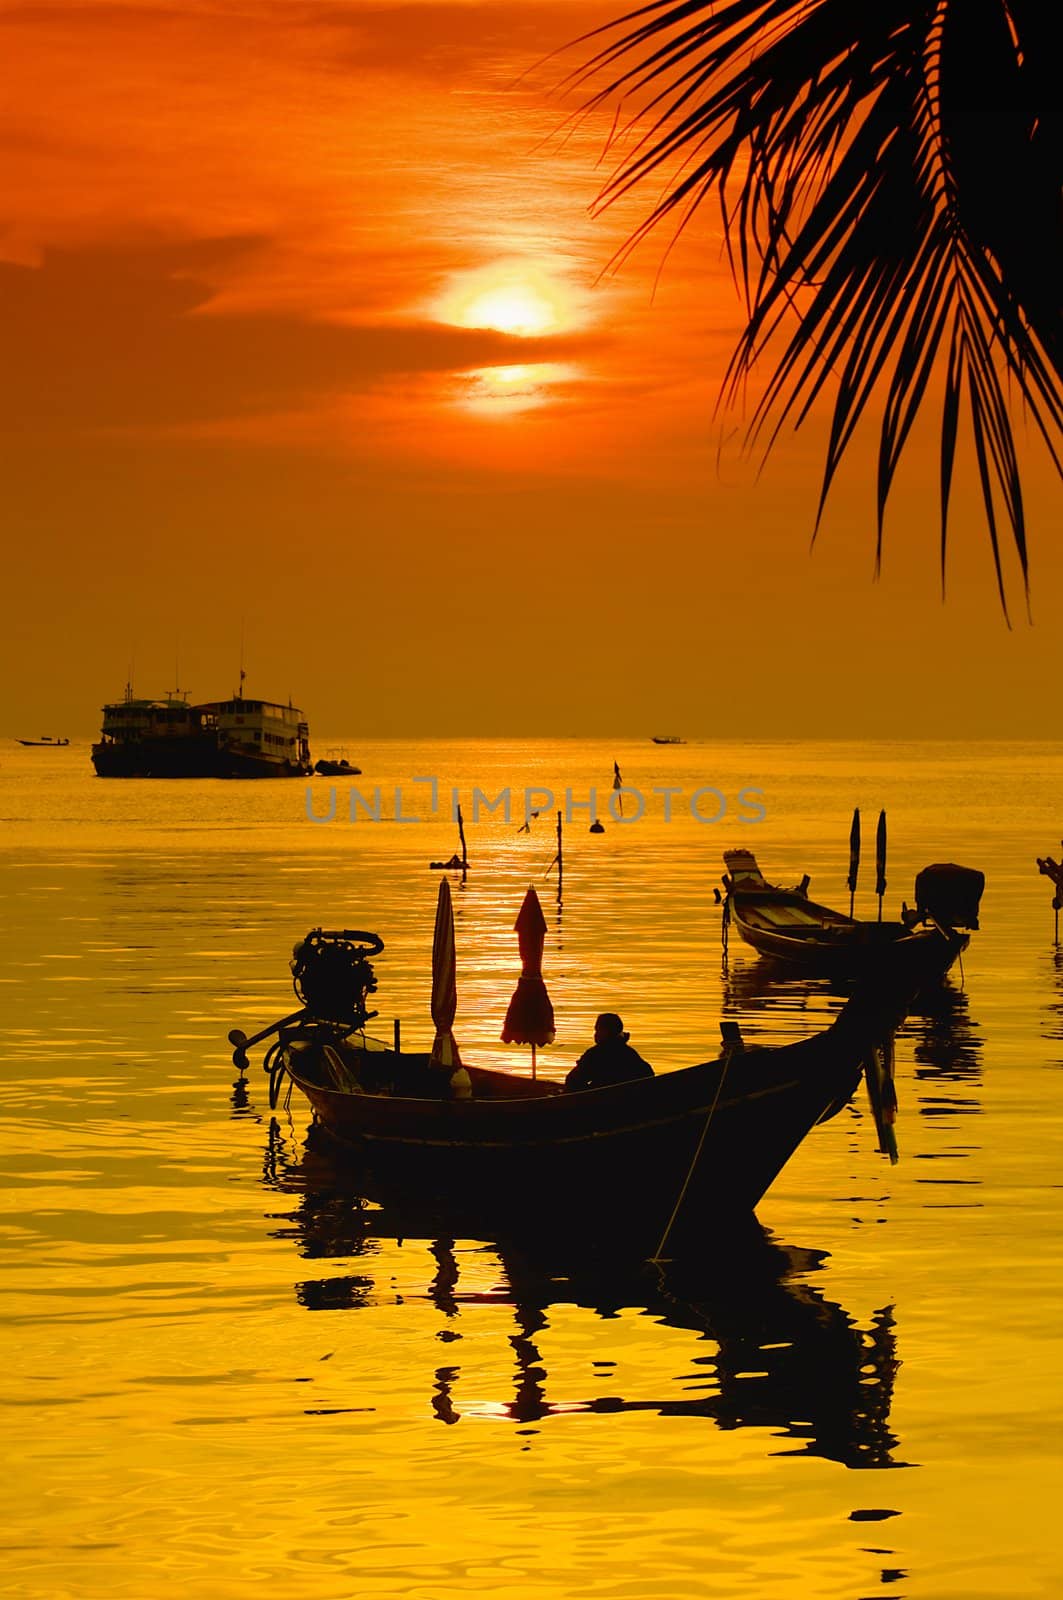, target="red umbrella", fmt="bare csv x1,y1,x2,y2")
501,885,555,1079
430,877,462,1072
